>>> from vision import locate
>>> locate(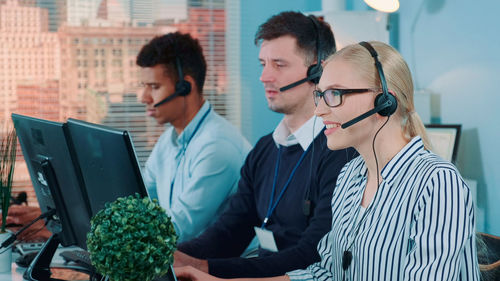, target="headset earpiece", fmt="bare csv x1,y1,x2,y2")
306,63,323,85
175,80,191,97
175,56,191,97
374,92,397,116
